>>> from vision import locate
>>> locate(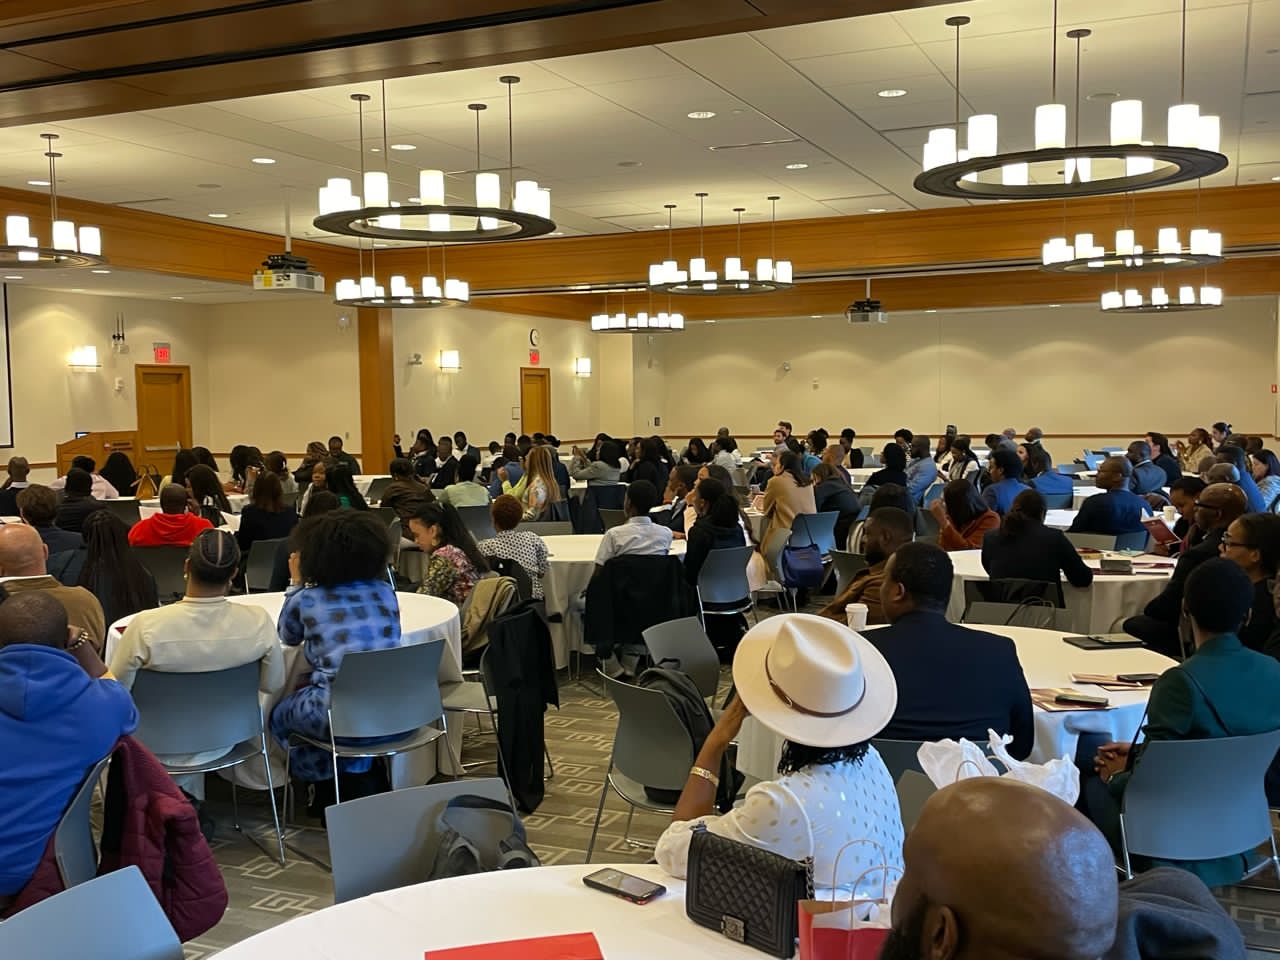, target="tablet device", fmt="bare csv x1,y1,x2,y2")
1064,634,1146,650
